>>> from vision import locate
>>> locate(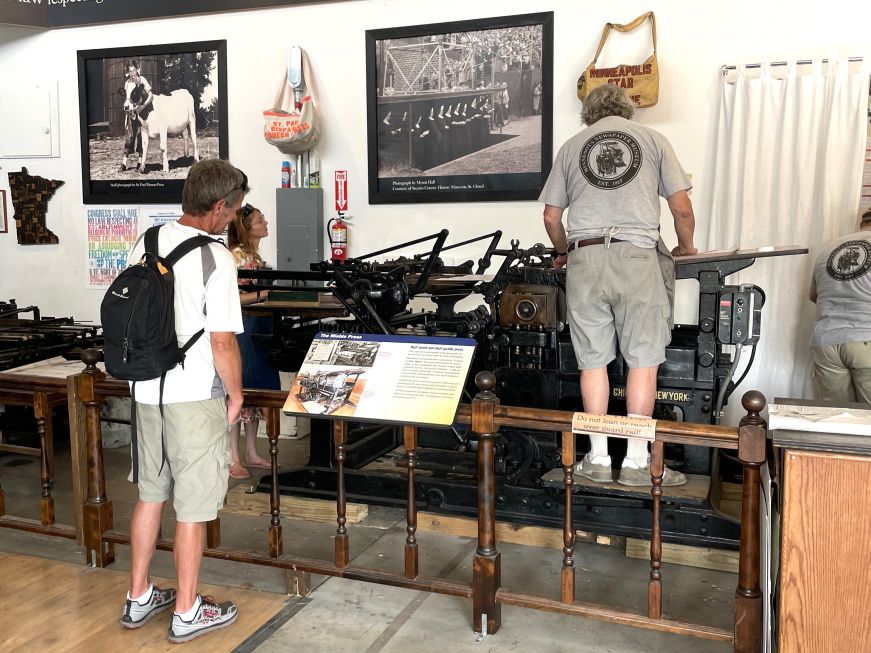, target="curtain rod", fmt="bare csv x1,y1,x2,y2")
722,56,863,72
